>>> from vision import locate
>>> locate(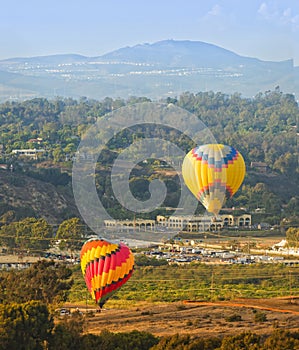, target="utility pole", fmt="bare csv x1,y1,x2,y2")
133,213,136,235
210,266,215,300
289,269,294,304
